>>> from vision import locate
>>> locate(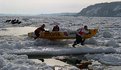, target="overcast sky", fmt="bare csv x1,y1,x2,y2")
0,0,121,15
